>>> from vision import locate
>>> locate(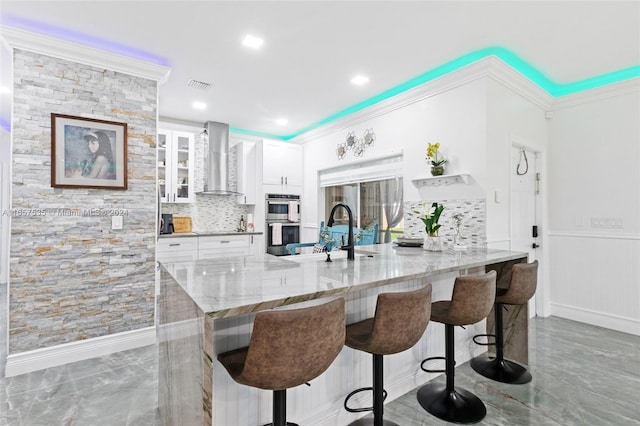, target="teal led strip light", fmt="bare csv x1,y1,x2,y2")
231,46,640,141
